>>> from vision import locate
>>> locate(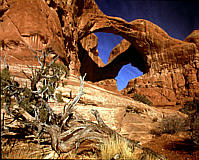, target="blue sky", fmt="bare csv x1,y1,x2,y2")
94,0,199,90
94,32,143,90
